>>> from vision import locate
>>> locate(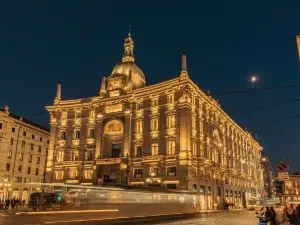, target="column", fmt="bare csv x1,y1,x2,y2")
95,115,103,159
123,111,132,158
45,112,58,183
